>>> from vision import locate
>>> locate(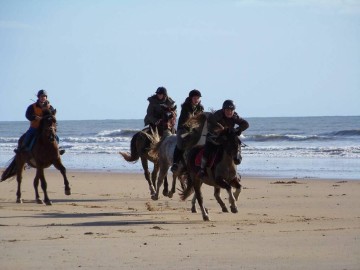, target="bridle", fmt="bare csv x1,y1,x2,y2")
41,115,57,142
